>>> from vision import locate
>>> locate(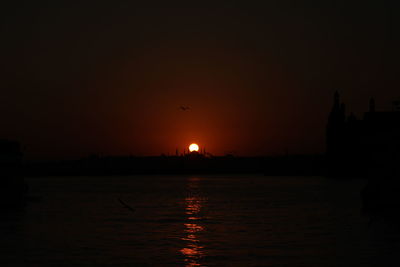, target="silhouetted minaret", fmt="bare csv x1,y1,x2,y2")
327,91,346,160
369,98,375,113
328,91,345,124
